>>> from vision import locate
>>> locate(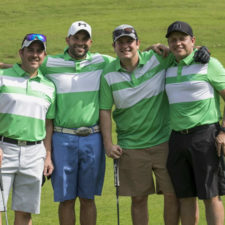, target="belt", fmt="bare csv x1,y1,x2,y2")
173,123,218,135
54,125,100,136
0,136,42,146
